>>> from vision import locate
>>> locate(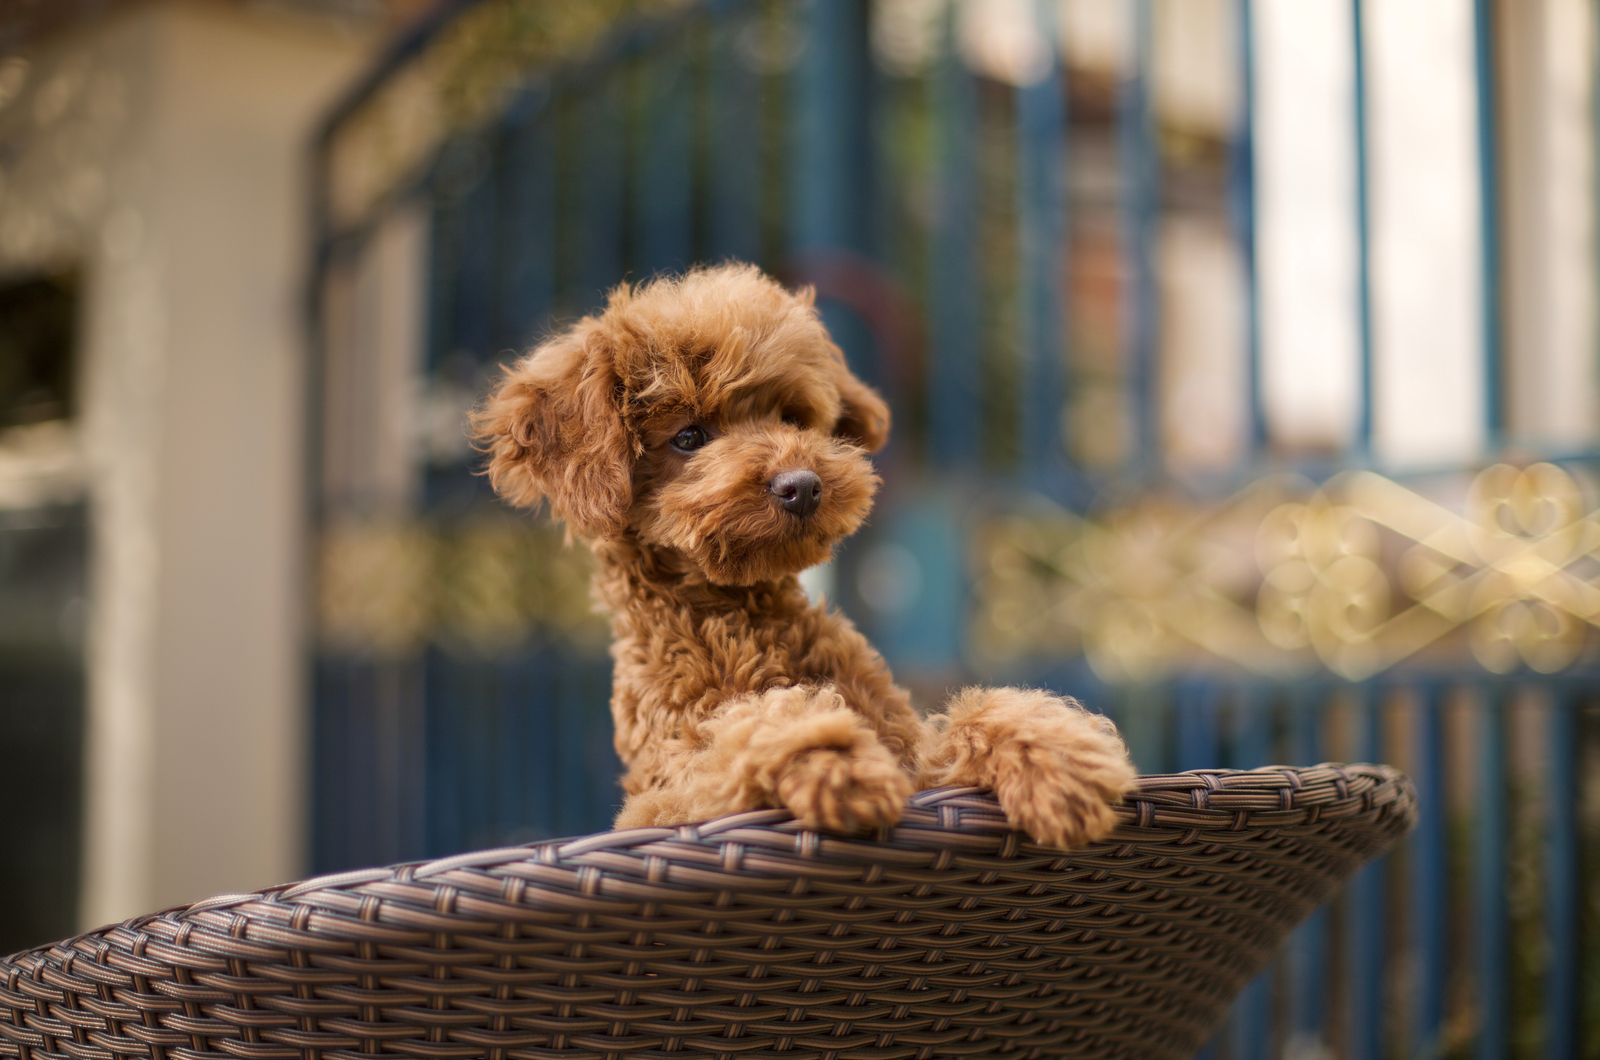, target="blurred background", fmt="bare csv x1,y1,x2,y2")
2,0,1599,1056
